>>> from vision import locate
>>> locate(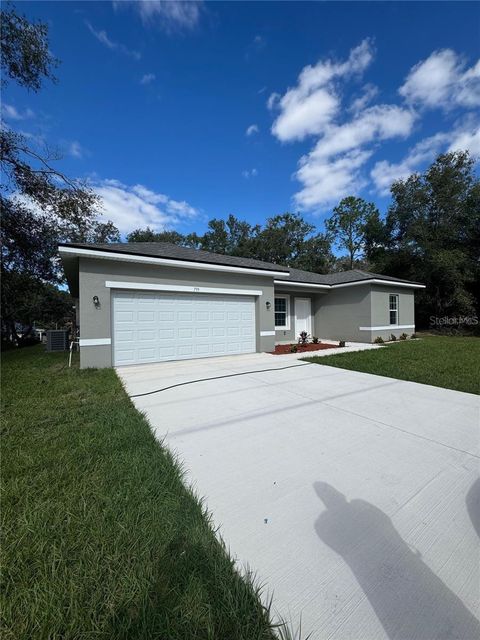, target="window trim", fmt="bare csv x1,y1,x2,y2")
389,294,399,325
274,295,290,330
